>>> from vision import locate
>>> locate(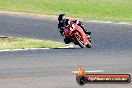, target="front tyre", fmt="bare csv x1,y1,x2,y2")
74,35,86,48
86,42,92,48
